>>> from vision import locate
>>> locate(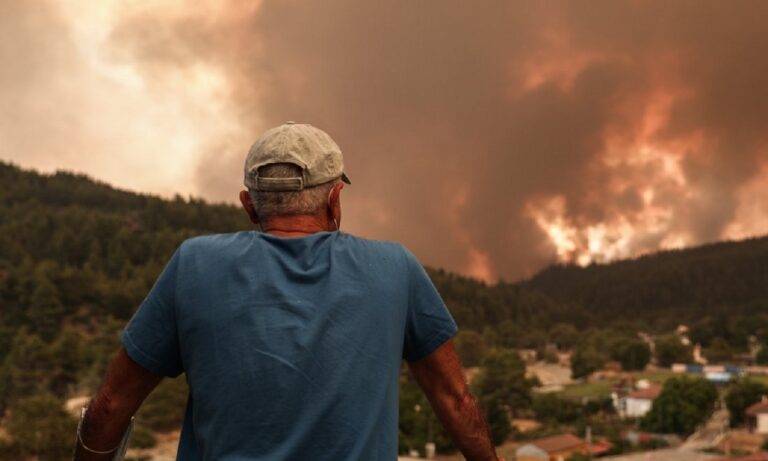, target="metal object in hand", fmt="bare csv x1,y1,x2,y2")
76,407,134,460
